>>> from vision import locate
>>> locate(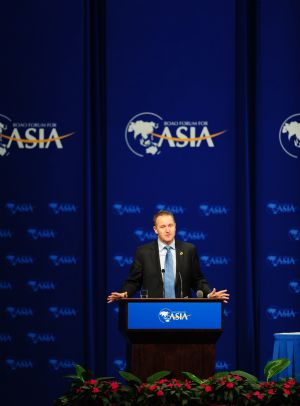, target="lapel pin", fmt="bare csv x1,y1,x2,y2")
180,251,183,255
